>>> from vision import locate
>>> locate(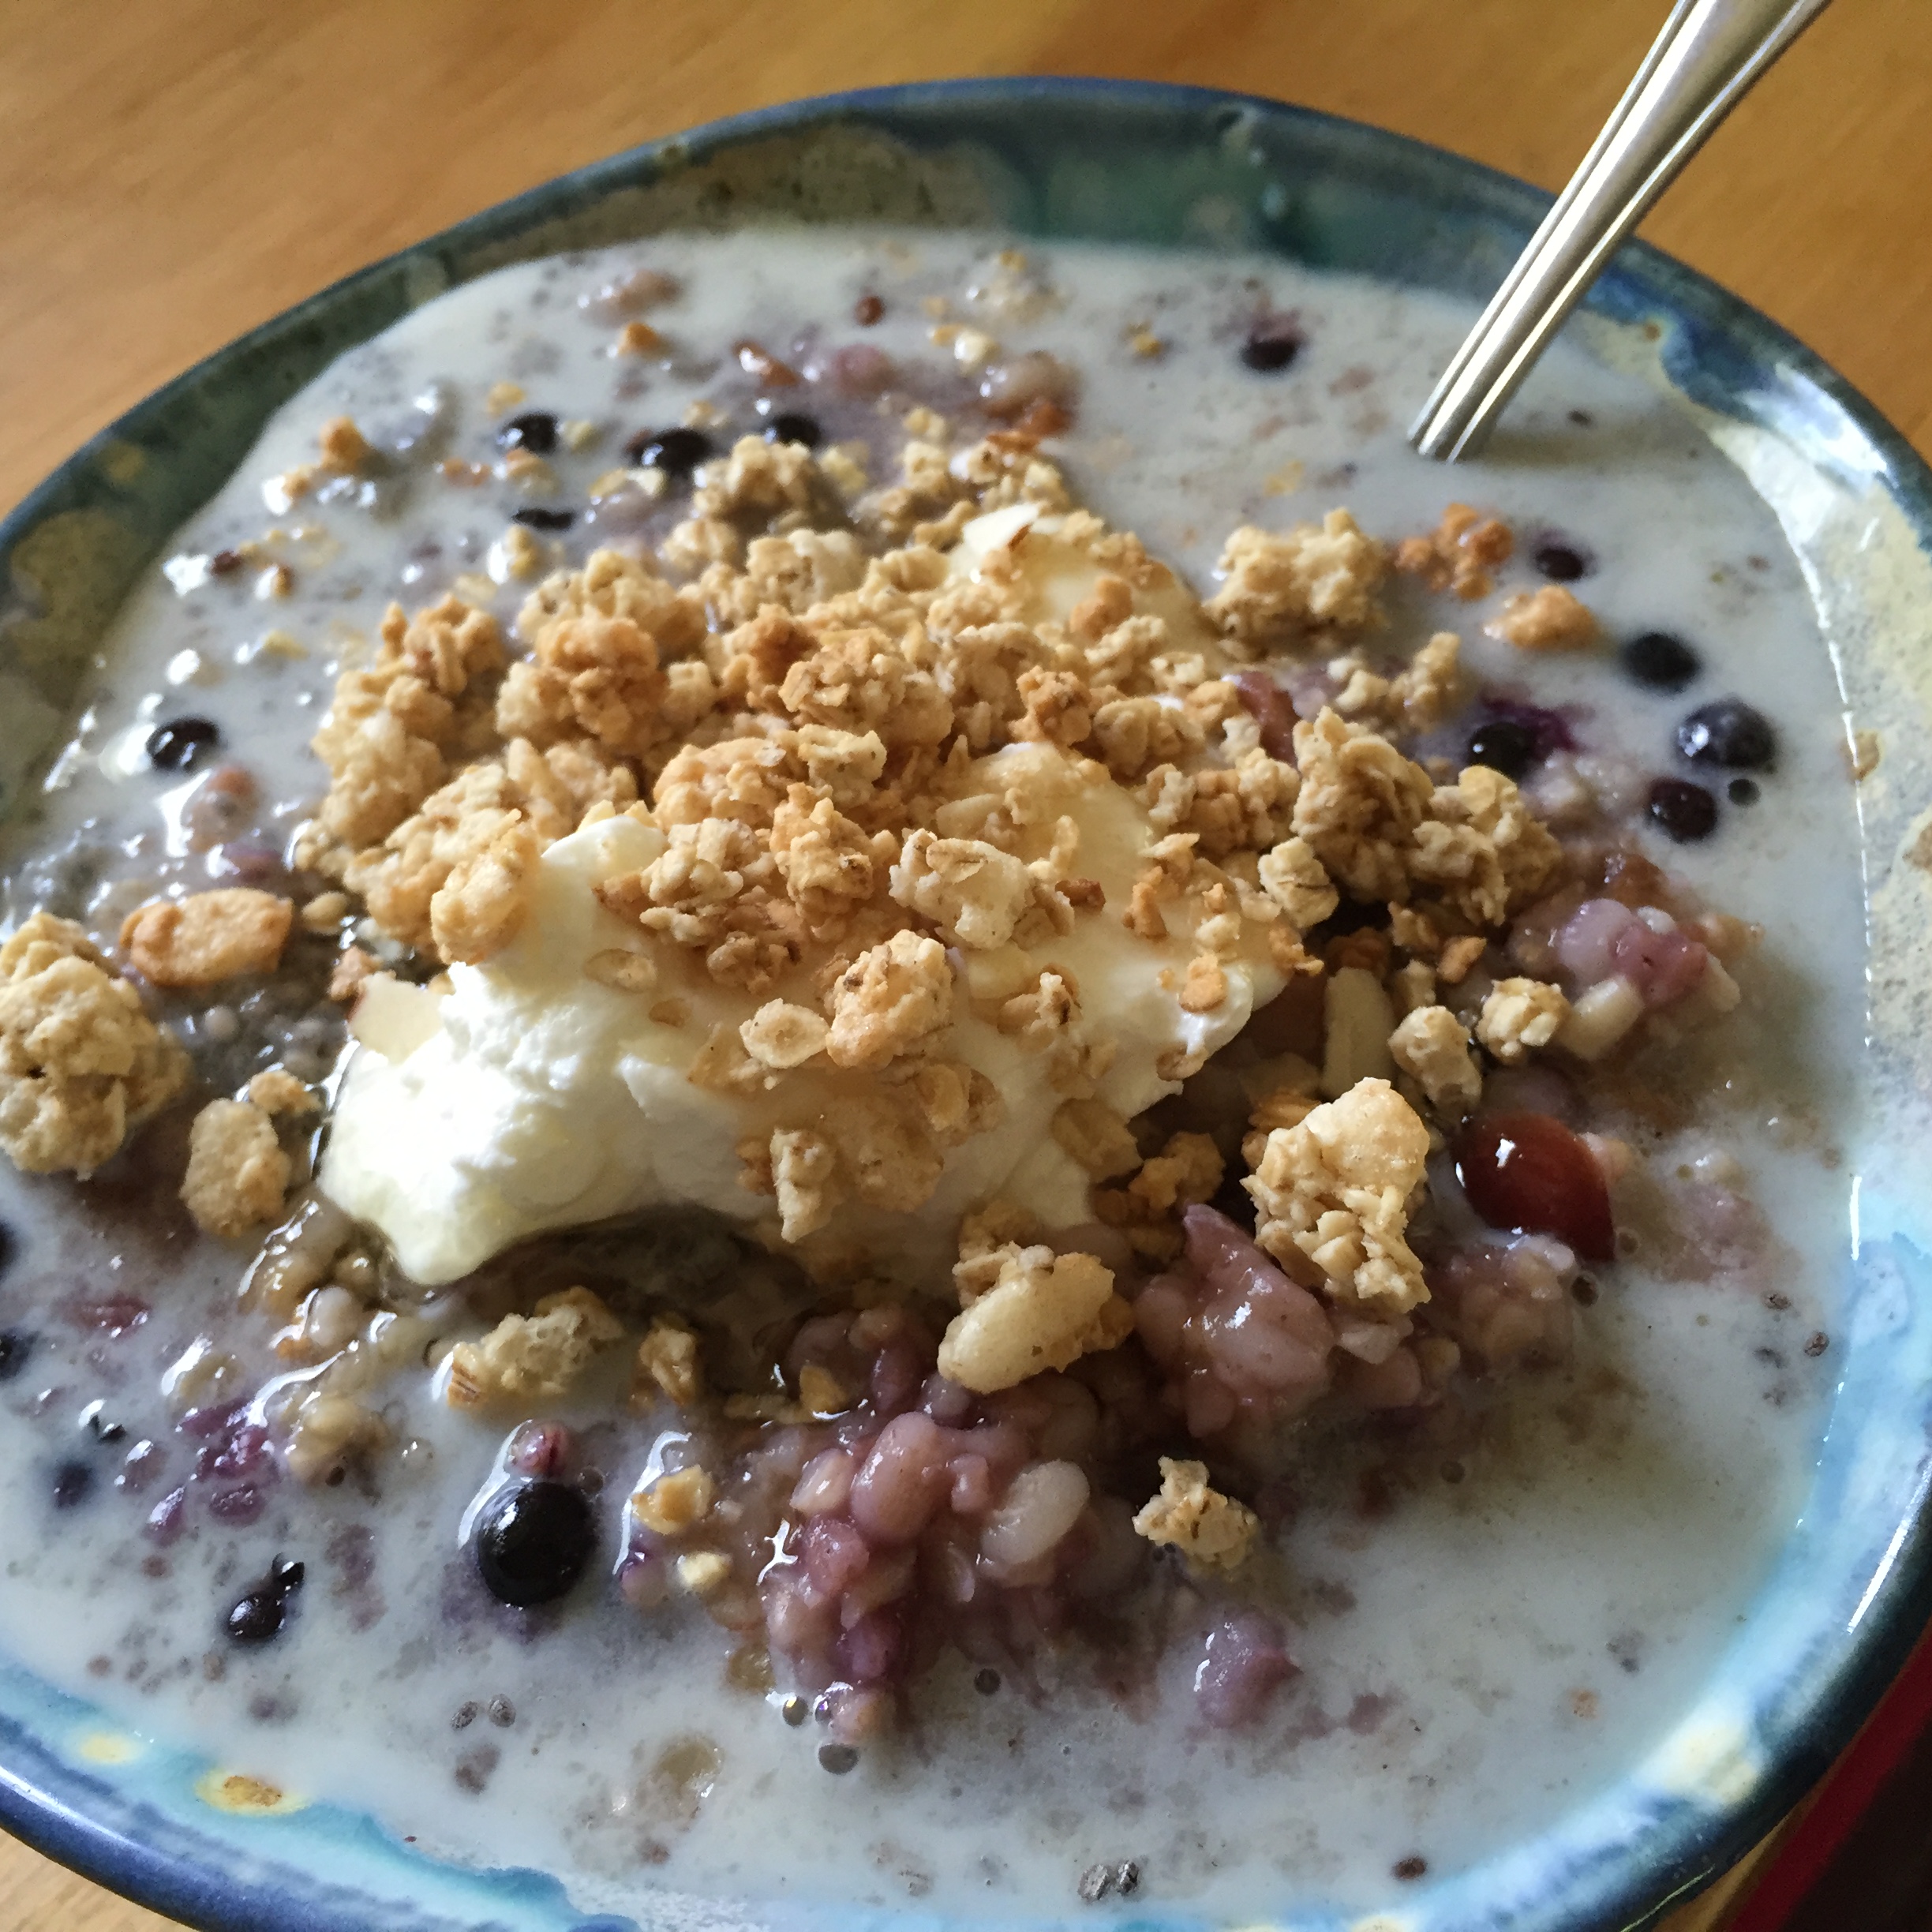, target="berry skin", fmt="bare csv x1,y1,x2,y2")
146,718,220,772
1677,698,1777,770
1620,633,1702,691
472,1480,595,1608
496,412,558,455
1648,777,1718,843
763,413,822,448
623,427,713,477
1465,719,1539,783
